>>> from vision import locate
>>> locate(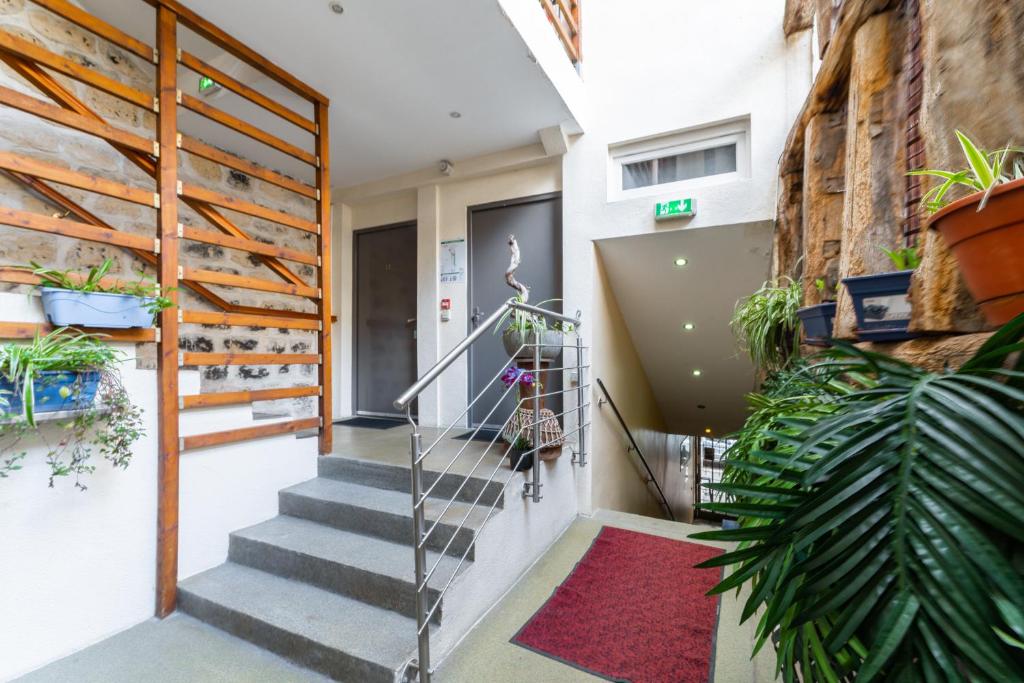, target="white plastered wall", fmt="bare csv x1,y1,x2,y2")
0,292,318,680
